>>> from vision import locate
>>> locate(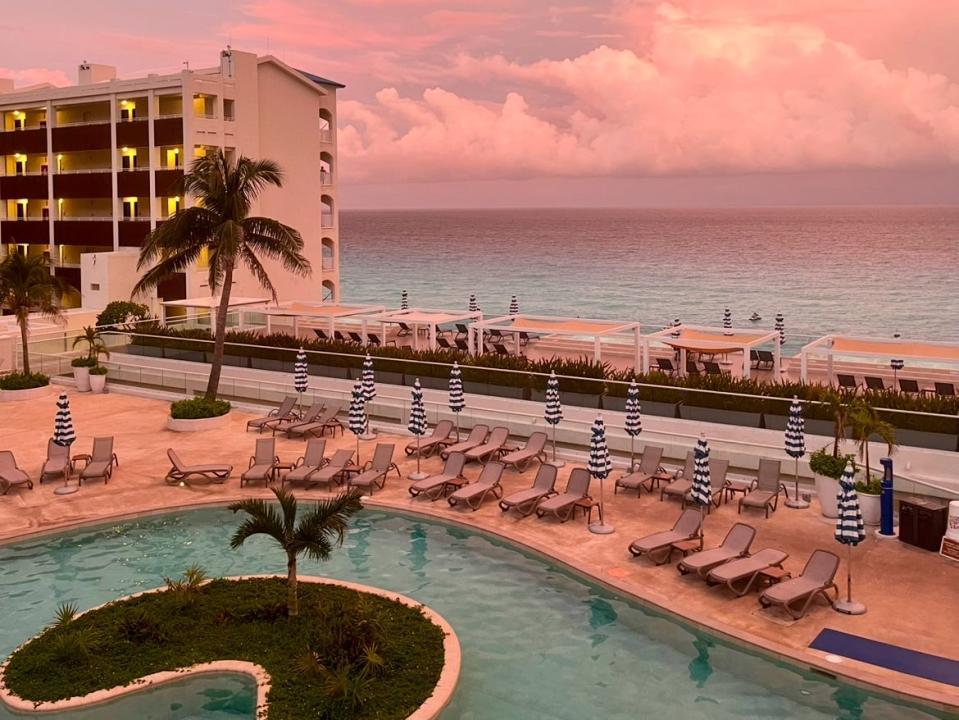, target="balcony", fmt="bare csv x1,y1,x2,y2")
53,124,111,153
321,214,334,228
321,256,335,270
54,219,113,247
154,117,184,146
116,119,149,147
155,168,184,196
0,174,49,199
320,128,333,144
118,219,152,248
54,172,112,198
320,170,332,186
0,128,47,155
117,170,151,197
0,220,49,244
